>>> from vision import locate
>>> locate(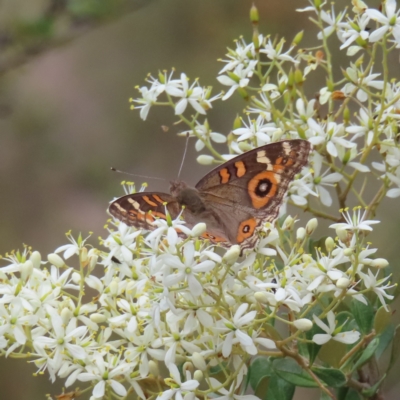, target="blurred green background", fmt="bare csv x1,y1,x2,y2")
0,0,399,399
